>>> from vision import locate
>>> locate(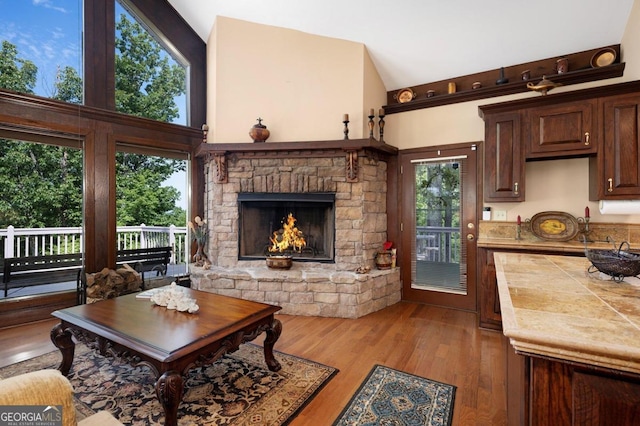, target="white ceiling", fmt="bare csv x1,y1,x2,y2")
167,0,635,91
